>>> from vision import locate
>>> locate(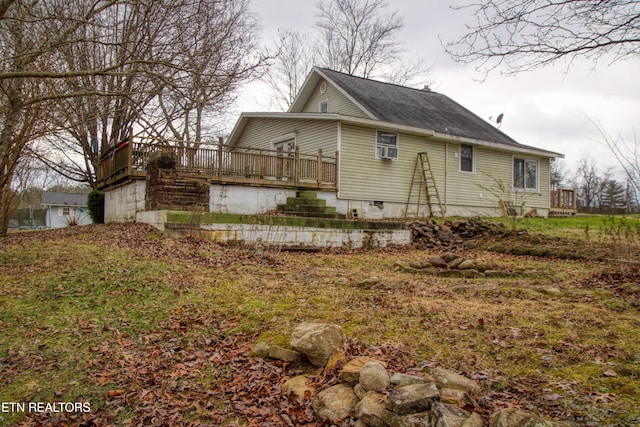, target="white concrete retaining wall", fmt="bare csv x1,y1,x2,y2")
136,210,410,248
105,180,146,222
192,223,409,249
